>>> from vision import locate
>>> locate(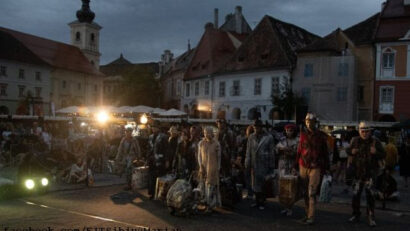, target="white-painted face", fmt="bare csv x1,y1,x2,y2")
204,128,213,140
